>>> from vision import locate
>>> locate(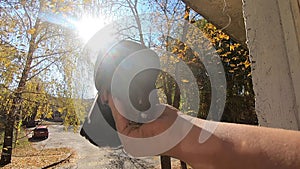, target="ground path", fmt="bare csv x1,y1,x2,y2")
33,125,160,169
